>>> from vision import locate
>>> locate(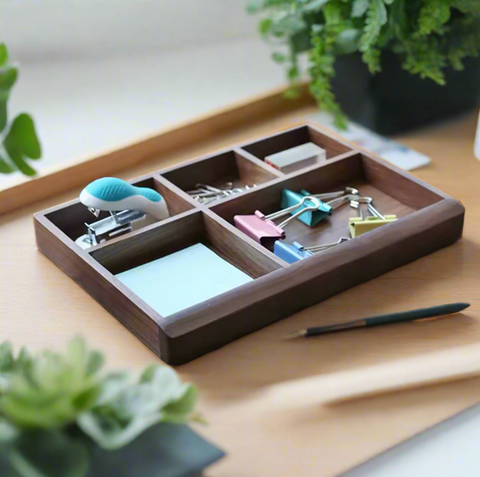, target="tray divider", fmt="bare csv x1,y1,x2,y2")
89,209,205,275
152,174,204,211
203,208,287,277
233,146,284,178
